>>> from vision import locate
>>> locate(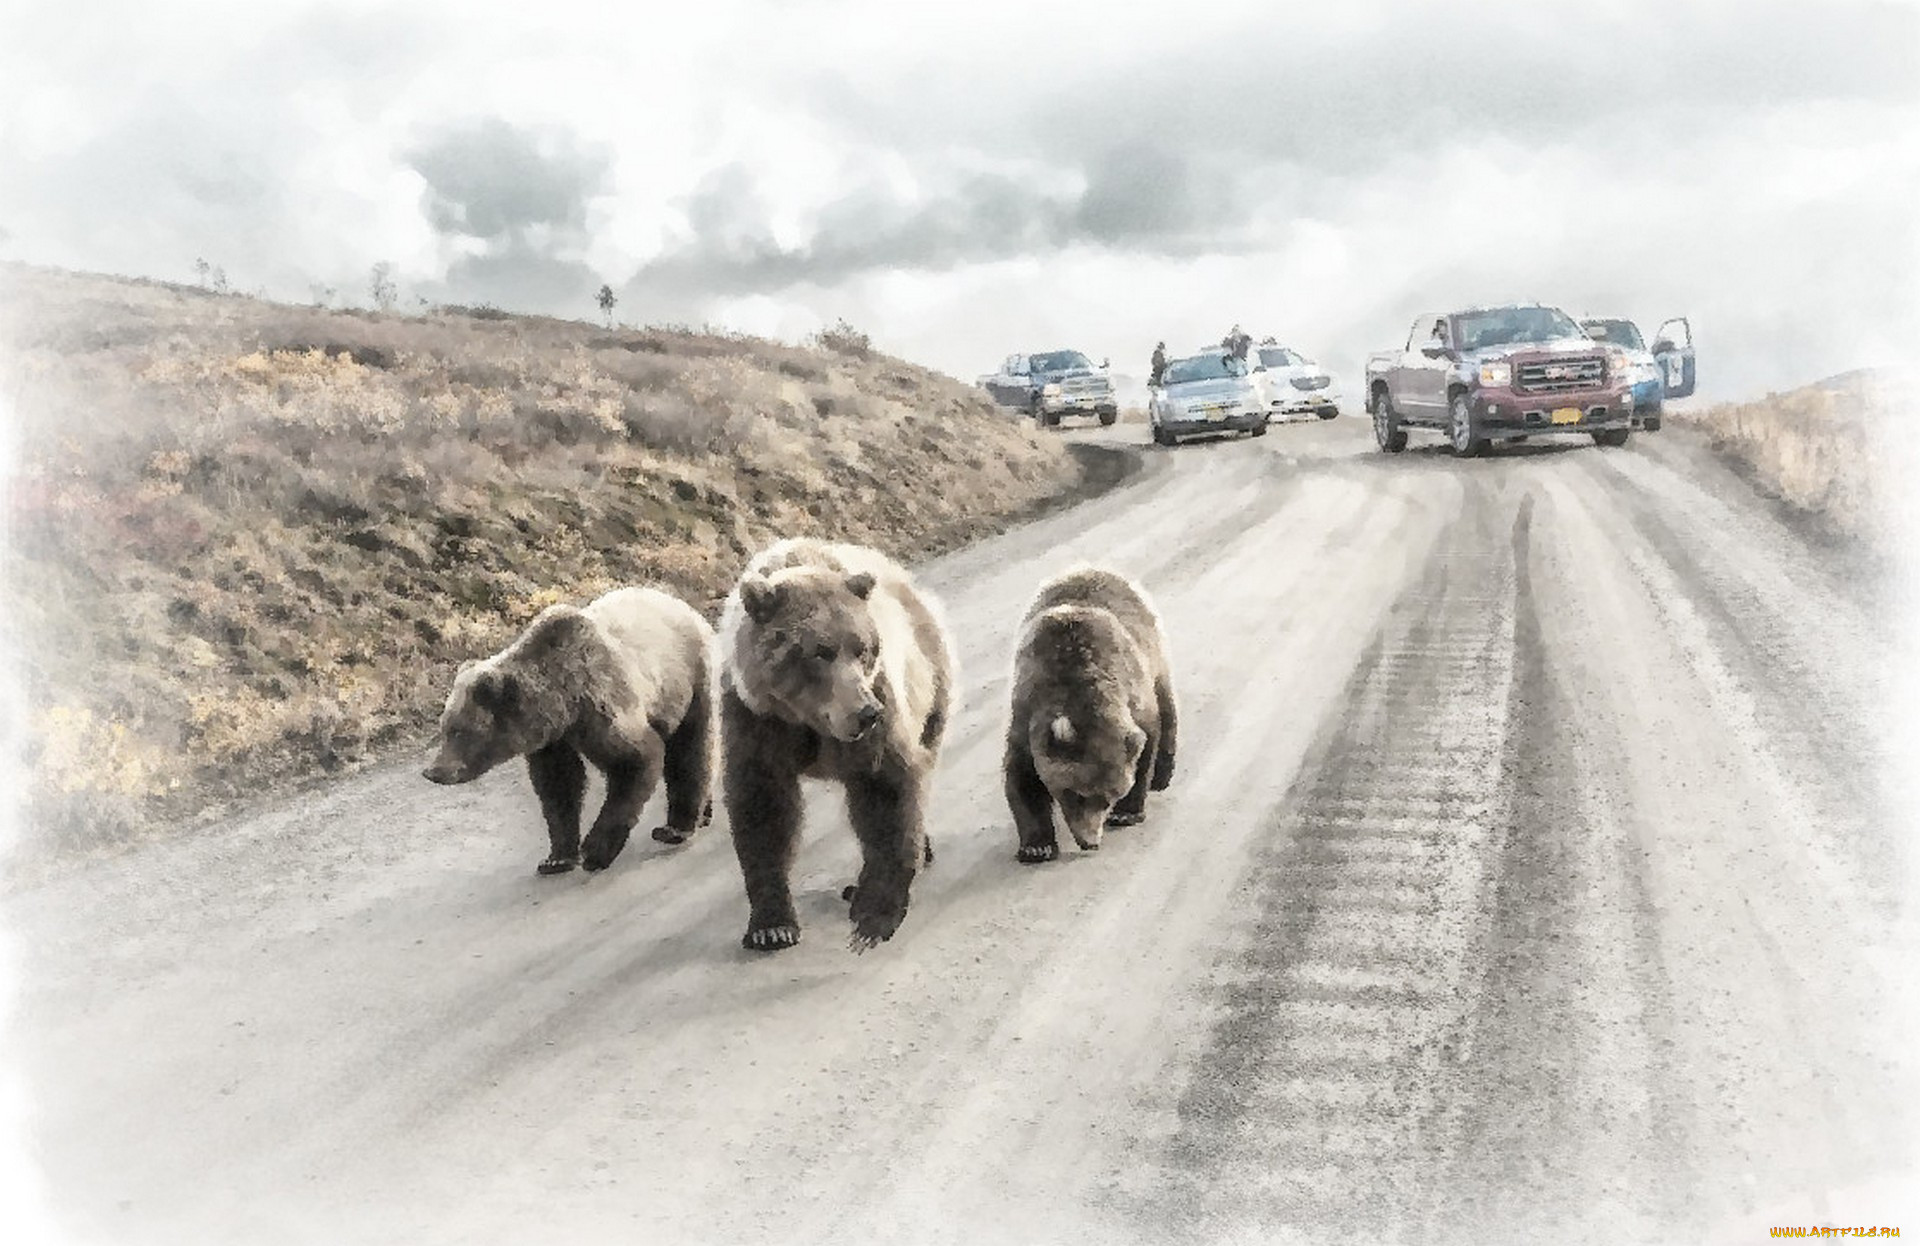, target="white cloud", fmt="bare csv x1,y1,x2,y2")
0,0,1914,397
